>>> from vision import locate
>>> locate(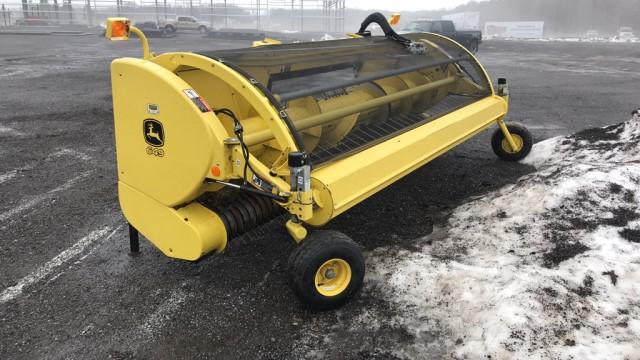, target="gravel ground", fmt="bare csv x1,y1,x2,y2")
0,33,638,359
